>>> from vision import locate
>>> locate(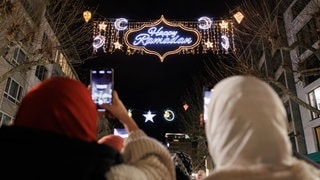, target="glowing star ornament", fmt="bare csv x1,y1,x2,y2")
113,41,123,49
98,22,107,31
219,20,229,29
143,110,156,123
204,40,213,48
